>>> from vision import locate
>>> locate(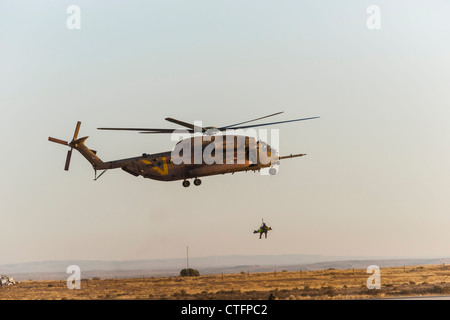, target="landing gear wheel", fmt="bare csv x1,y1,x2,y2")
269,167,277,175
182,180,190,188
194,178,202,186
